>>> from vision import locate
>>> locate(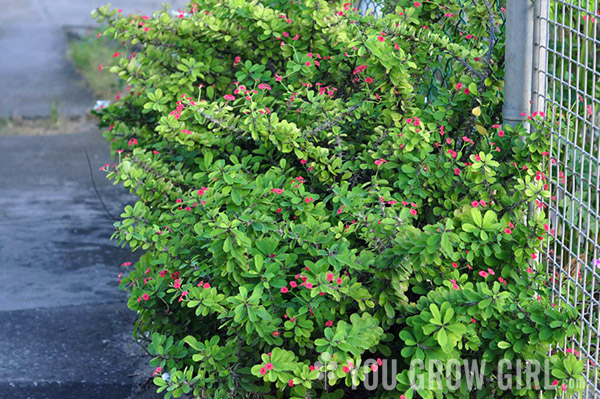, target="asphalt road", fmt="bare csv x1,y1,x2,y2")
0,128,158,399
0,0,186,118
